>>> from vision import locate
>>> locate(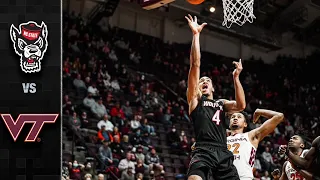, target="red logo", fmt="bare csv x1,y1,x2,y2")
1,114,58,142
